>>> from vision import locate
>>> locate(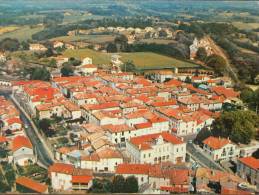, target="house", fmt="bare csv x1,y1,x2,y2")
0,136,8,147
102,124,134,144
29,43,47,52
80,148,123,173
237,157,259,189
12,136,35,166
153,70,174,83
202,136,239,161
126,132,186,164
5,117,23,132
82,57,93,65
48,163,93,191
116,163,191,194
16,176,48,193
53,41,64,49
79,64,98,75
54,56,69,67
195,167,244,194
0,51,6,62
116,163,151,186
